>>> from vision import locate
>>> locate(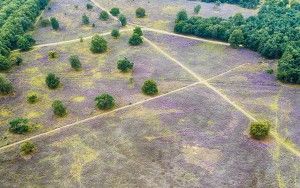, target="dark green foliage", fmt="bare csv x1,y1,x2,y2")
175,10,188,23
69,55,82,71
27,94,38,104
86,3,93,10
266,69,274,74
110,7,120,16
133,27,143,36
129,33,143,46
142,80,158,95
90,35,108,53
40,19,50,27
46,73,60,89
39,0,48,9
111,29,120,38
20,141,36,155
50,17,59,30
82,14,89,25
10,54,23,66
119,14,127,26
136,7,146,18
250,121,271,140
95,94,115,110
17,35,35,51
99,11,109,21
194,5,201,14
200,0,259,8
117,57,134,72
0,55,11,71
48,51,58,59
0,75,13,94
52,100,67,117
9,118,29,134
228,29,244,48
